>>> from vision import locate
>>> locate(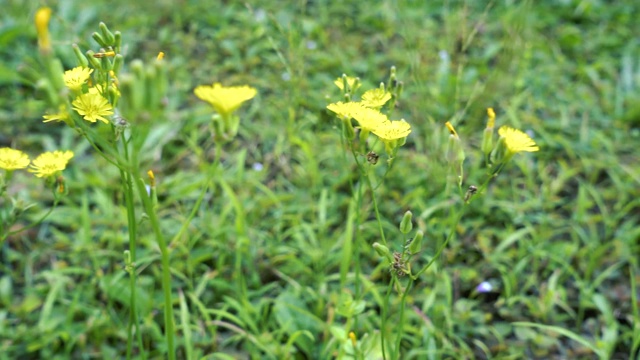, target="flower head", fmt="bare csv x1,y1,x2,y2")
351,106,389,132
0,148,30,170
29,150,74,178
372,119,411,141
361,88,392,109
35,7,52,53
498,126,539,154
64,67,93,91
72,93,113,124
43,105,70,123
327,101,364,120
194,83,257,117
333,76,359,92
